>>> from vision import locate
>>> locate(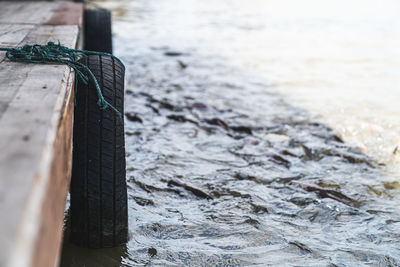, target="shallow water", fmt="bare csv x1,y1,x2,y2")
61,0,400,266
